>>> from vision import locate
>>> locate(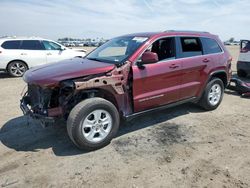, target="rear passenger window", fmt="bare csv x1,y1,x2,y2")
202,38,222,54
20,40,44,50
1,40,21,49
180,37,202,57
